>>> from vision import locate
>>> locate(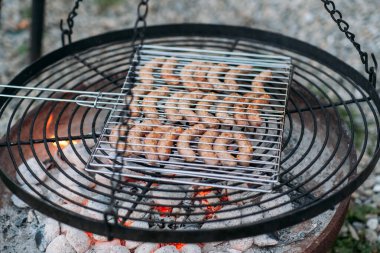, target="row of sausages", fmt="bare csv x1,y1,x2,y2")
126,63,272,128
135,57,269,92
110,122,253,167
